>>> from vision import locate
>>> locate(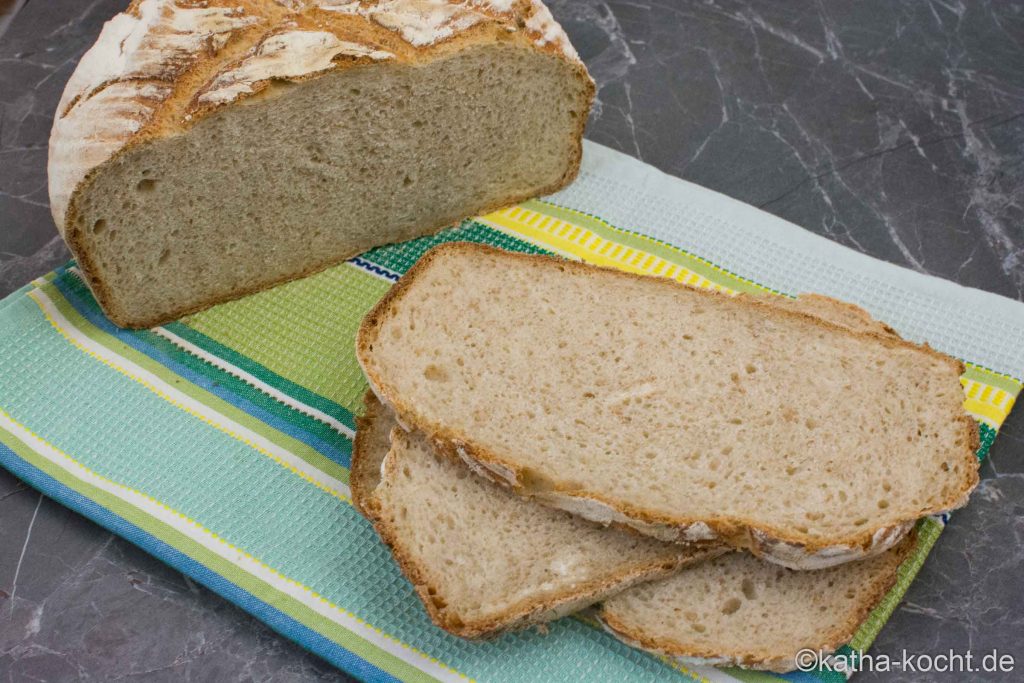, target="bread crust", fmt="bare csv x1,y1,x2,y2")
350,389,392,519
595,531,919,672
350,391,721,639
355,242,981,569
49,0,595,328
